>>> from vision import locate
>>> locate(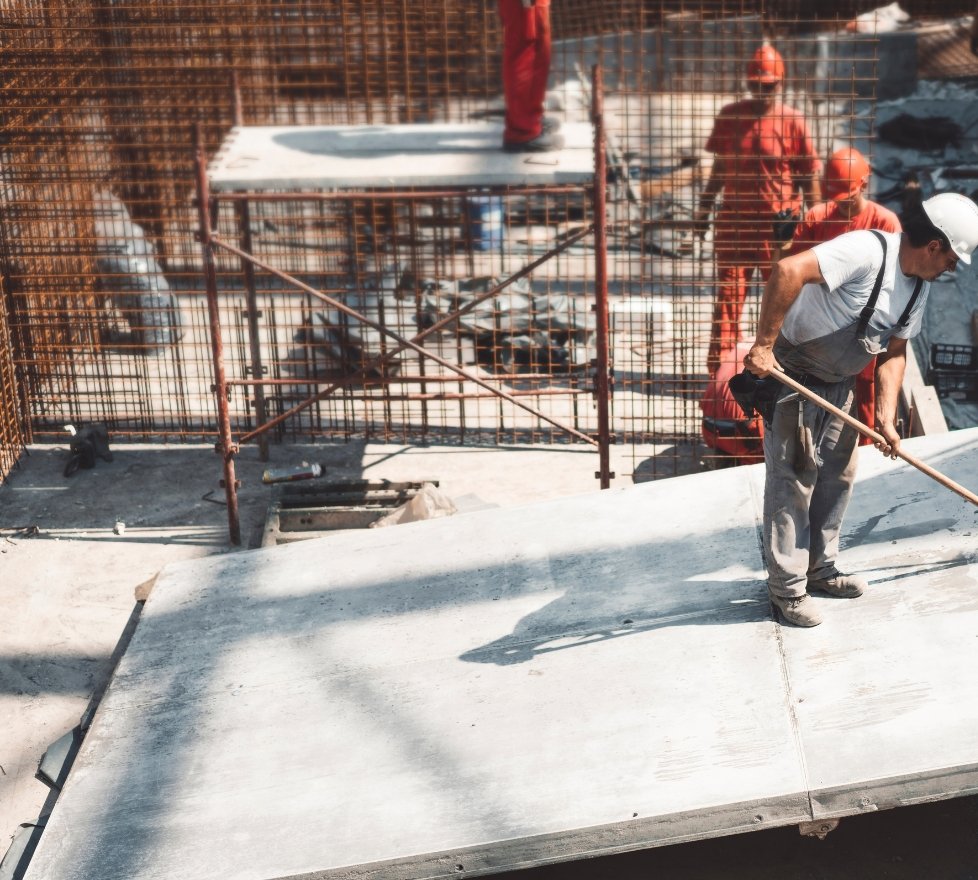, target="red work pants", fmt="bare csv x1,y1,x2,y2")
855,359,875,446
707,262,773,375
498,0,551,145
